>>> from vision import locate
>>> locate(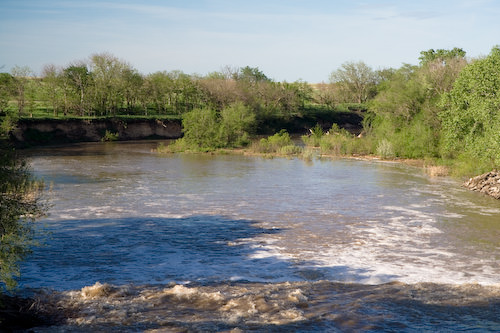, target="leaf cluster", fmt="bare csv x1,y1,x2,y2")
439,46,500,168
0,138,46,290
